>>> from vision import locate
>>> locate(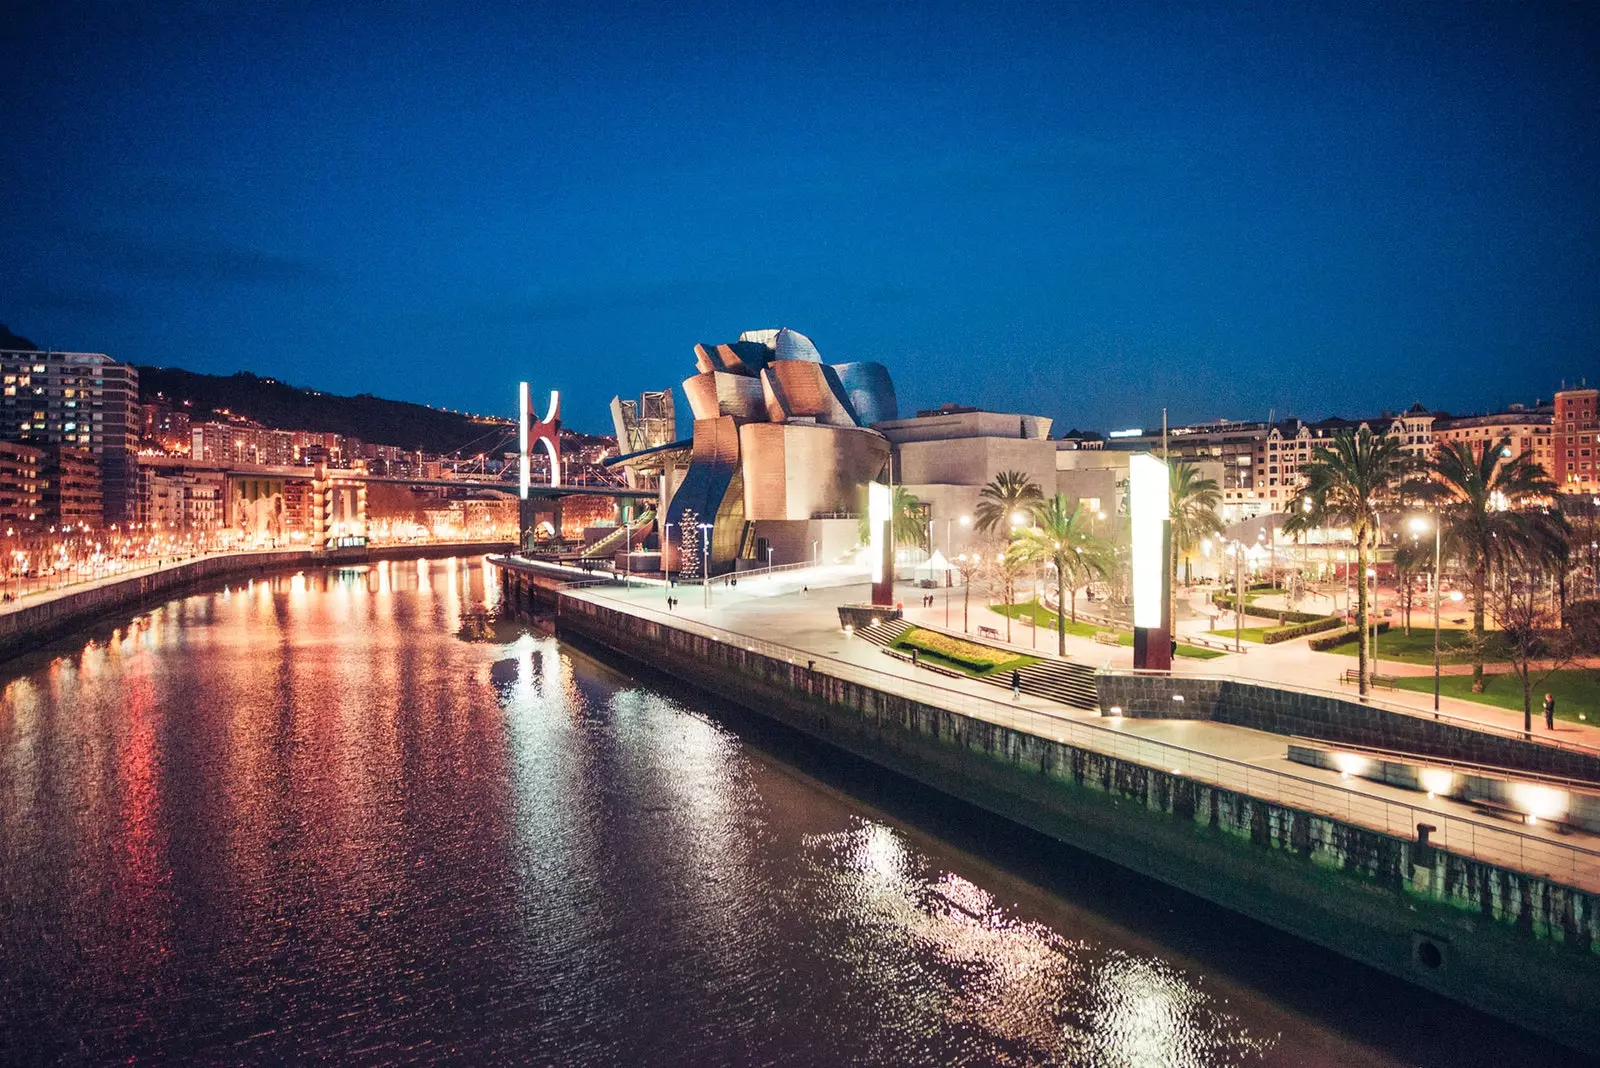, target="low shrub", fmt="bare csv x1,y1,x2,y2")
1211,593,1326,625
1261,616,1342,644
1309,621,1392,651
